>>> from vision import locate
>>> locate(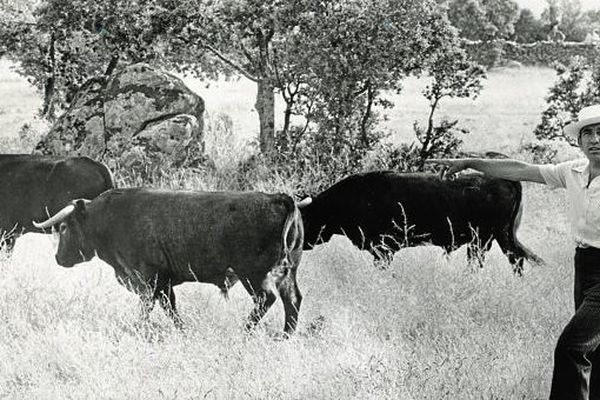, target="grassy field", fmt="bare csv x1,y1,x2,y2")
0,59,585,399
